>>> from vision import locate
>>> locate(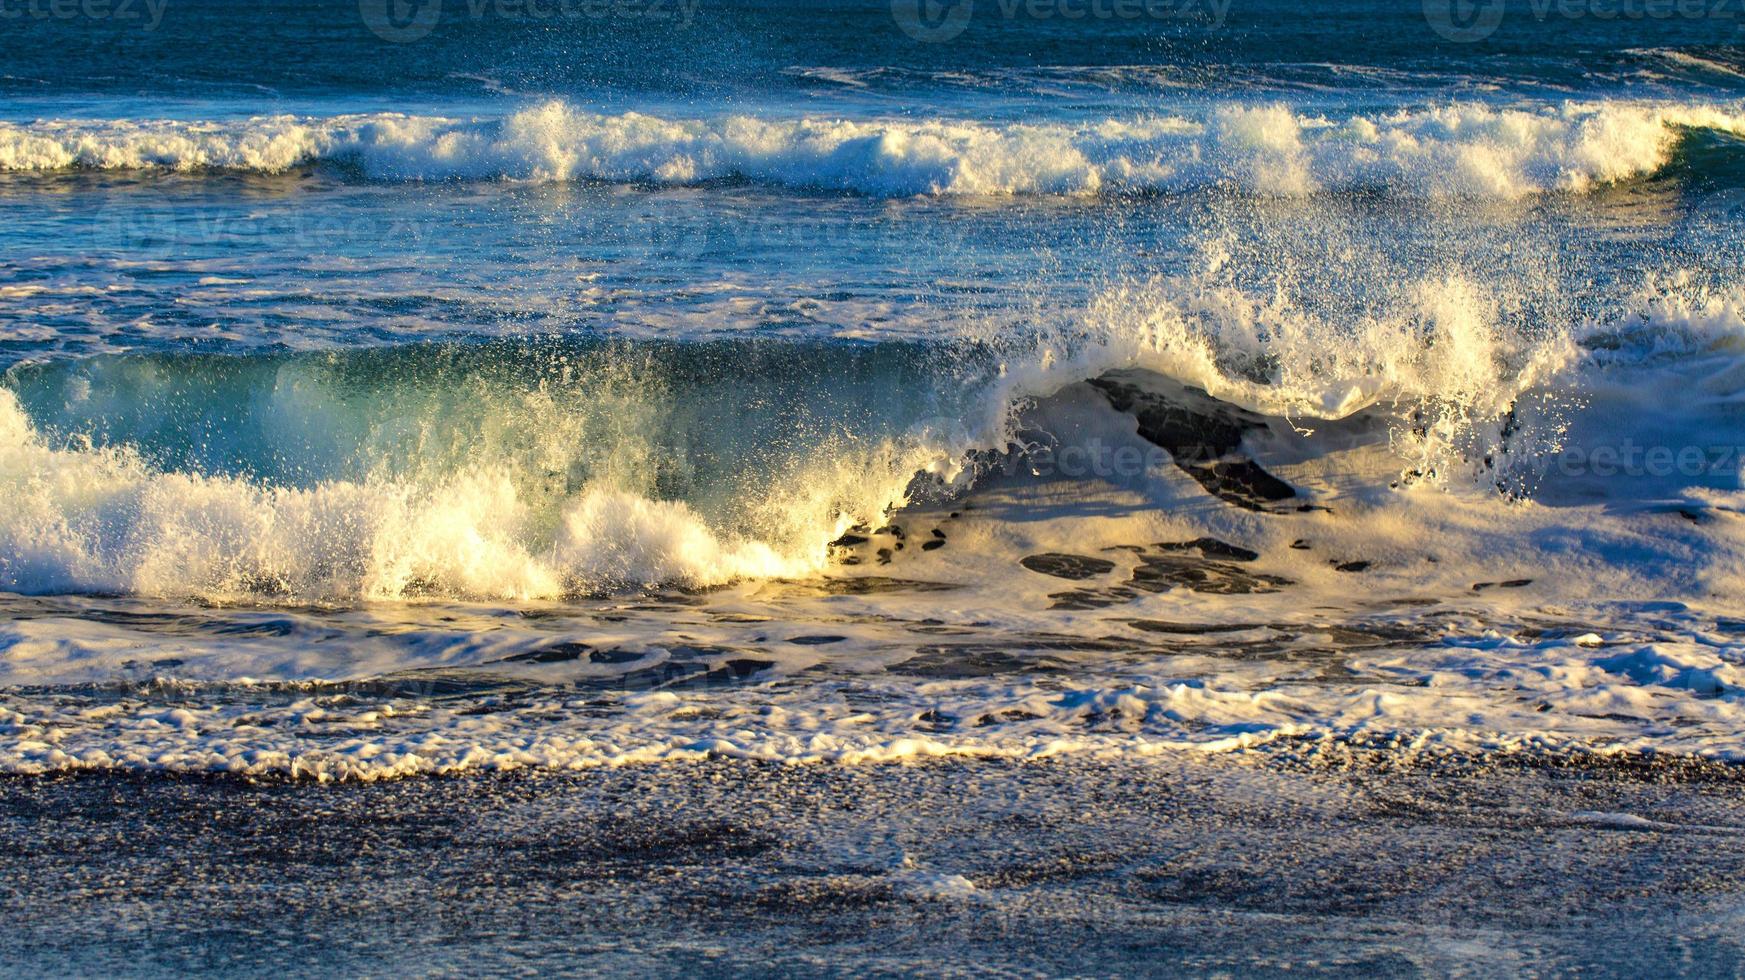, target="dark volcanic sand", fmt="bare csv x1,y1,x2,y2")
4,750,1745,977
